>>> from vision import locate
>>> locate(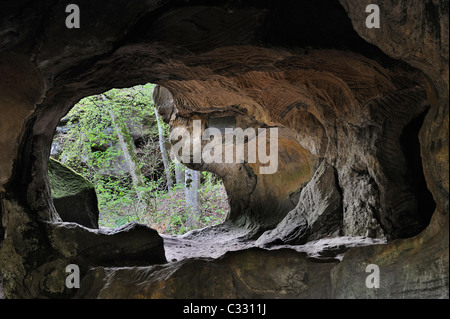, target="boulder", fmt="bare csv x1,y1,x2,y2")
256,161,342,246
0,198,166,298
48,158,99,229
47,221,167,268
